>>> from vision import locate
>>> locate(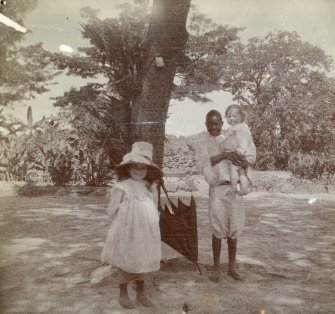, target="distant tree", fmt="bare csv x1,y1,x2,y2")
220,31,335,169
0,0,61,180
0,0,59,125
51,1,241,167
